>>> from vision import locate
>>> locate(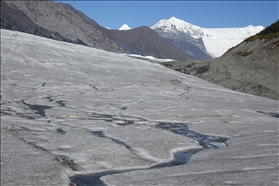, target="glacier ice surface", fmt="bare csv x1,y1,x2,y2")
1,29,278,186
